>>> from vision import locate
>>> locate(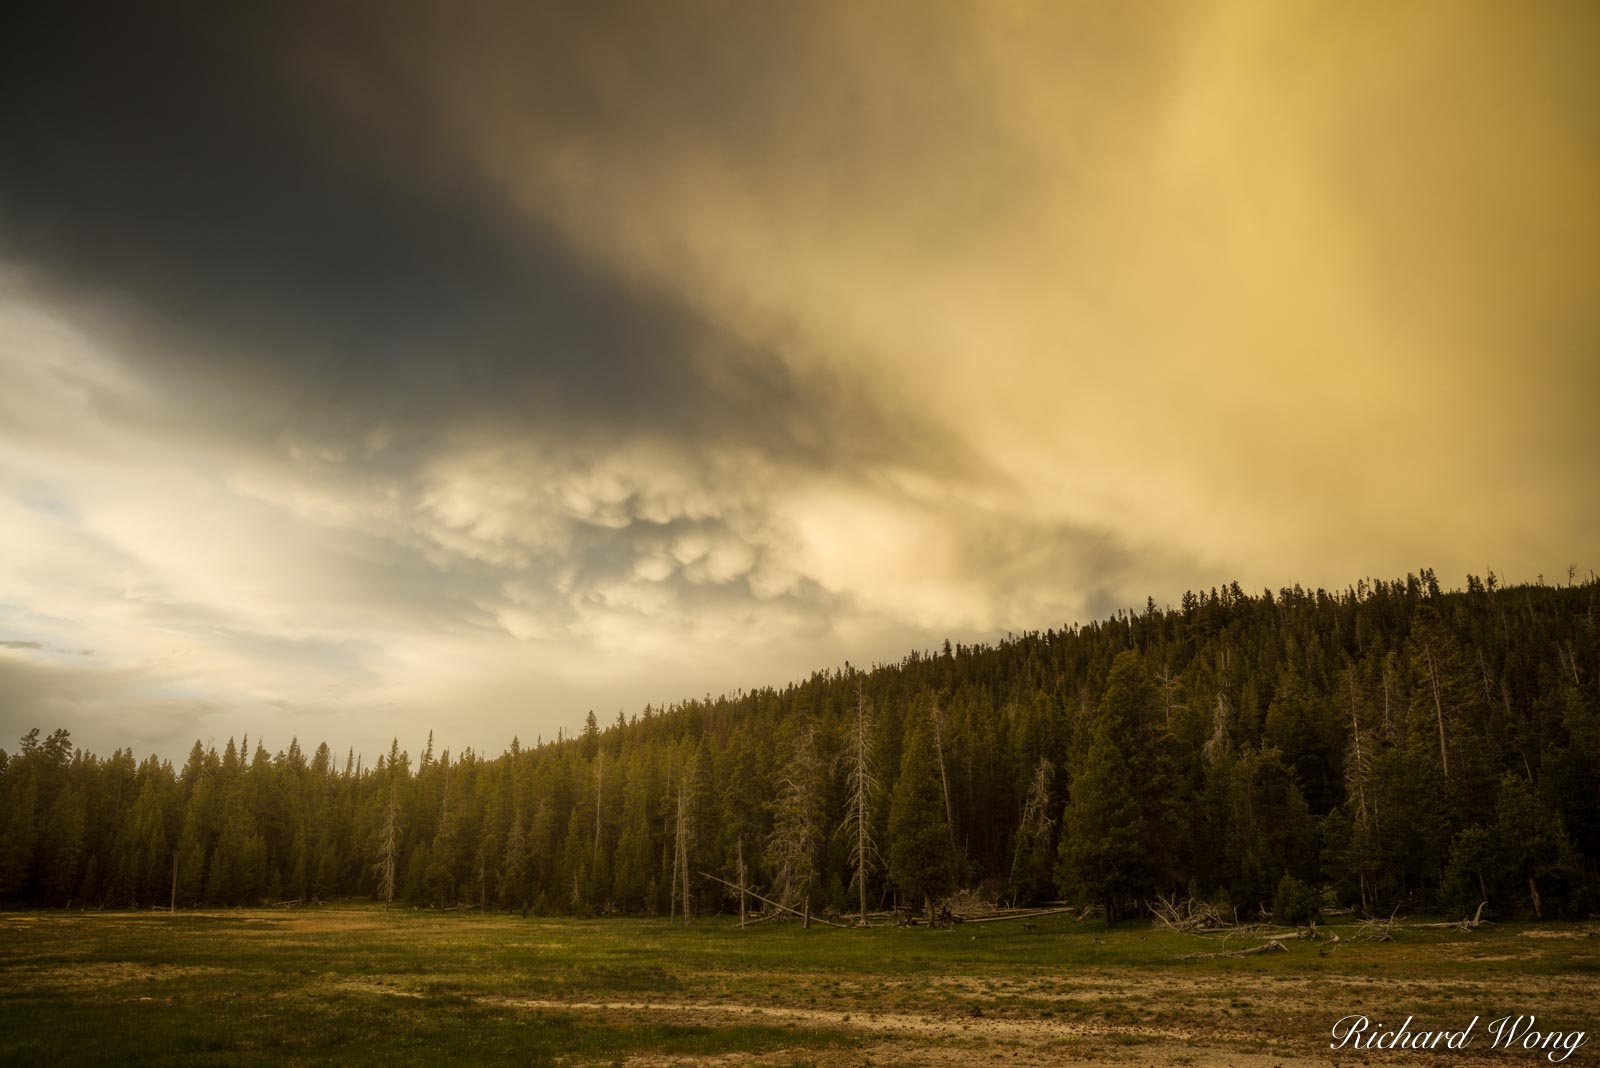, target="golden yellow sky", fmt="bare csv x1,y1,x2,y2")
1,1,1595,757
